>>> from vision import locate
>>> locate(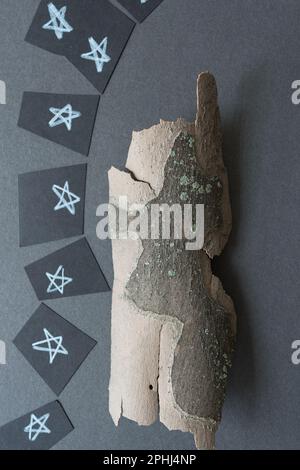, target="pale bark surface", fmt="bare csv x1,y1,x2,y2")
108,72,236,449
